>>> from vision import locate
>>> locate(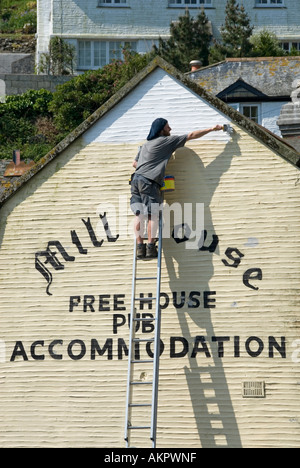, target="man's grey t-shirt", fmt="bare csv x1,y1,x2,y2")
135,134,188,186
